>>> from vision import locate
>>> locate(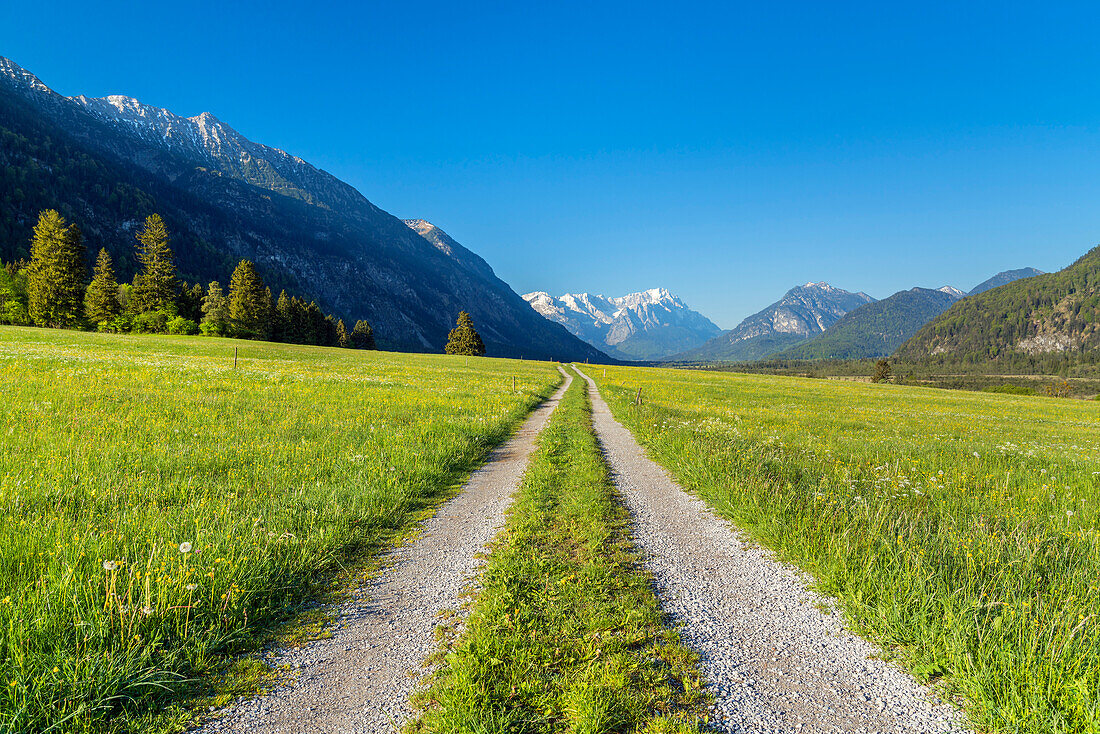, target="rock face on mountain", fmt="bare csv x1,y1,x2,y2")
0,55,603,360
671,282,875,362
898,249,1100,360
968,268,1043,296
522,288,720,360
778,287,963,360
